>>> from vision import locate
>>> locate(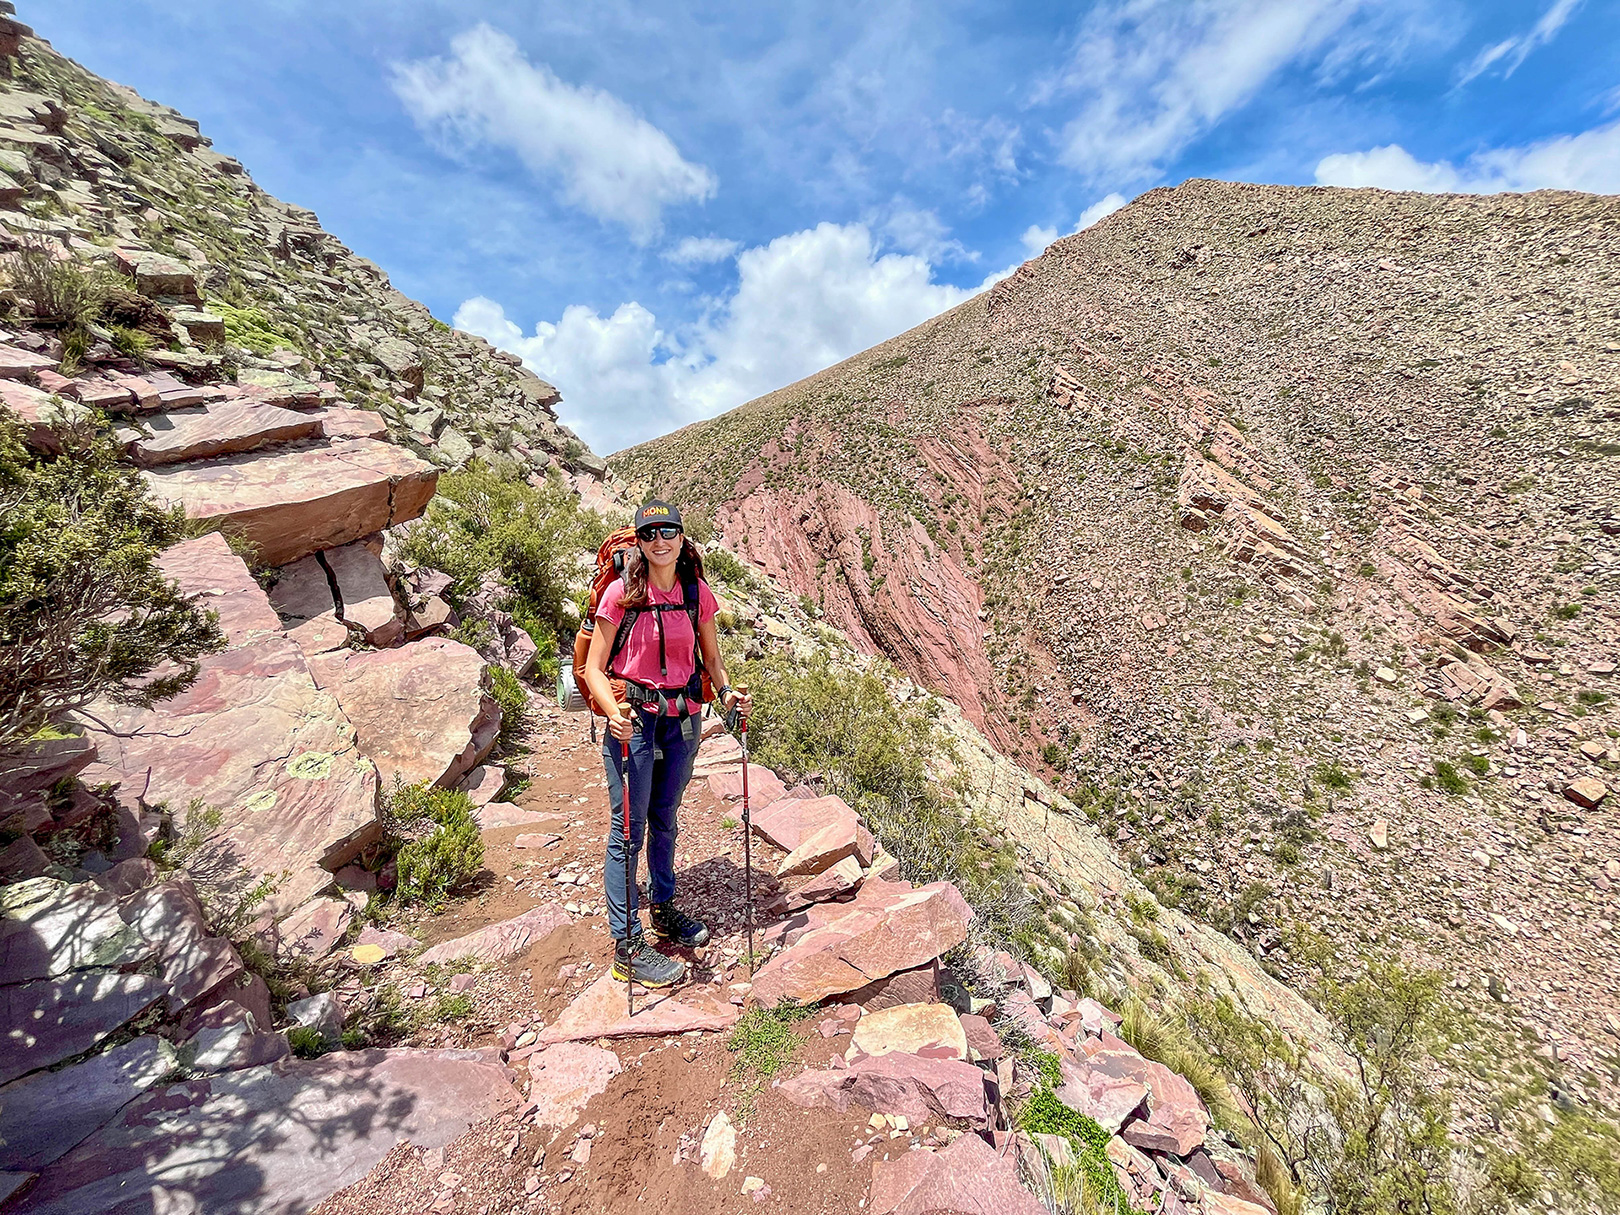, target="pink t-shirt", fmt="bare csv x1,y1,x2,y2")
595,576,718,689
